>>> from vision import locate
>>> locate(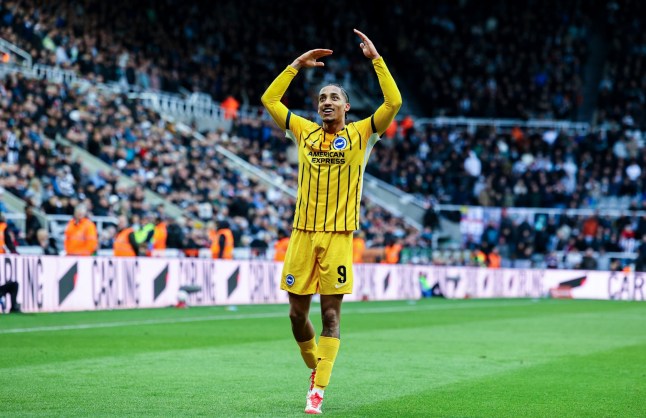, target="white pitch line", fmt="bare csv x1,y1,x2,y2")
0,312,287,334
0,300,537,335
